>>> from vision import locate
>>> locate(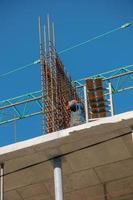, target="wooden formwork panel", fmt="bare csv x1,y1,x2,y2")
86,78,107,119
95,78,106,117
86,79,94,90
86,79,99,118
95,78,103,89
